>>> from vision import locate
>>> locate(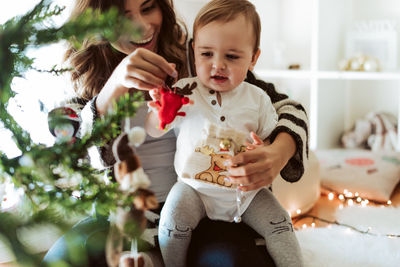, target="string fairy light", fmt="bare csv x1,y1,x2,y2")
323,188,392,207
292,187,397,239
293,214,400,239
